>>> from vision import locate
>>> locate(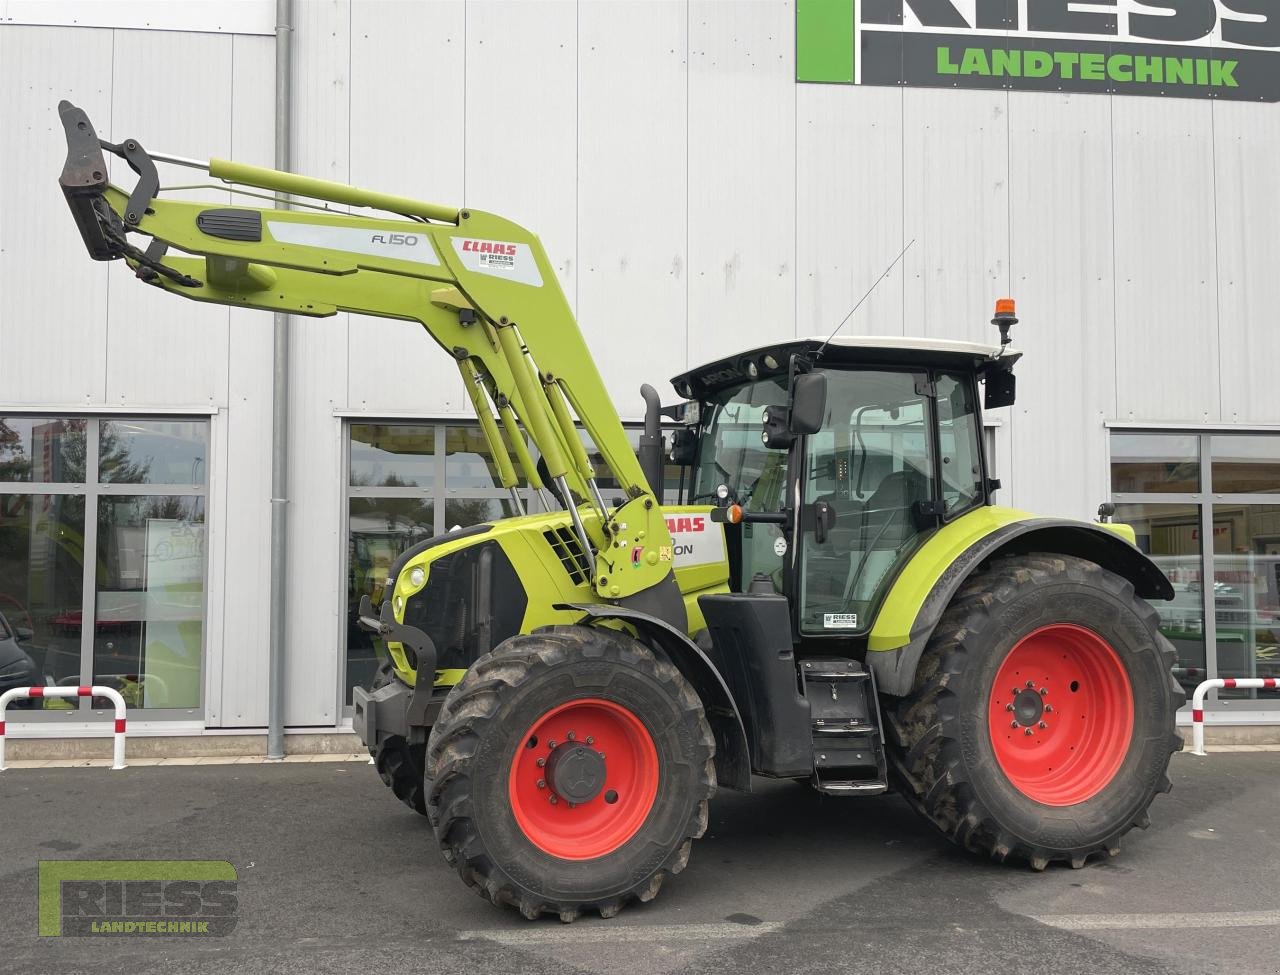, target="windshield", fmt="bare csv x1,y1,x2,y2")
691,377,790,590
691,377,787,506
